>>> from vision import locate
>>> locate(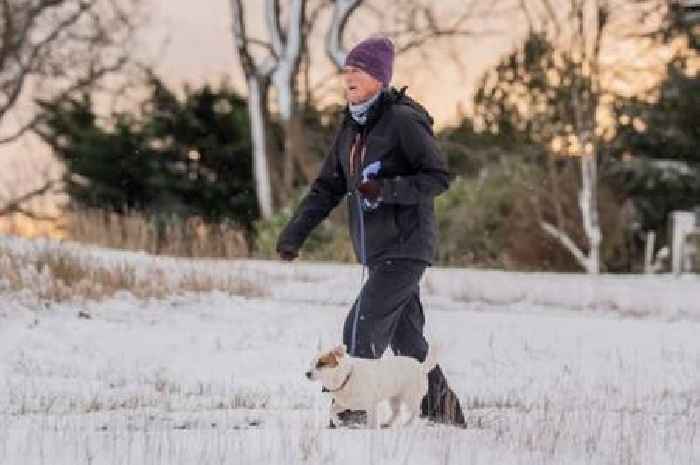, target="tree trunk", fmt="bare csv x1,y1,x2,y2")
541,148,601,274
263,0,306,199
326,0,362,68
540,220,590,271
579,149,601,273
247,76,273,220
